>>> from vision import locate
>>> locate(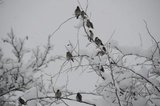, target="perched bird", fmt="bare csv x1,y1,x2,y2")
110,61,116,64
100,66,105,72
81,11,87,19
96,65,104,72
95,37,103,46
102,46,106,52
76,93,82,102
66,51,74,62
86,19,94,29
88,30,94,42
96,50,105,56
75,6,81,19
55,89,62,99
18,97,26,105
